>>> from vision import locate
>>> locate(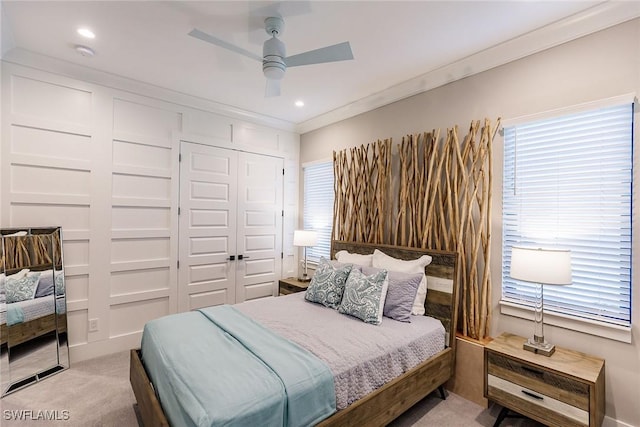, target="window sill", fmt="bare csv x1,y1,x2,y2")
499,300,632,344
